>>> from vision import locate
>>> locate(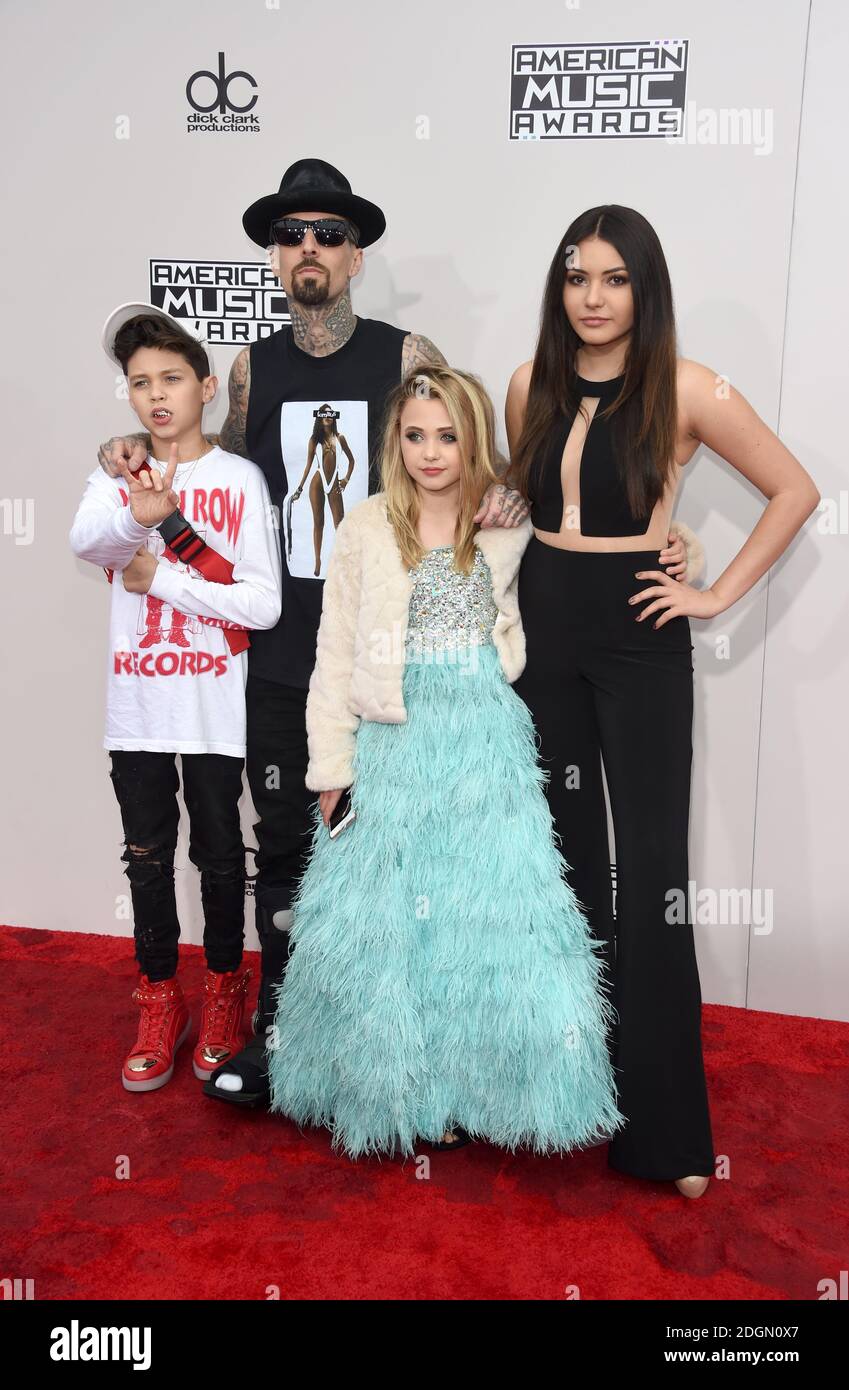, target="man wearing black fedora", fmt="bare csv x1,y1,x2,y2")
98,158,530,1108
